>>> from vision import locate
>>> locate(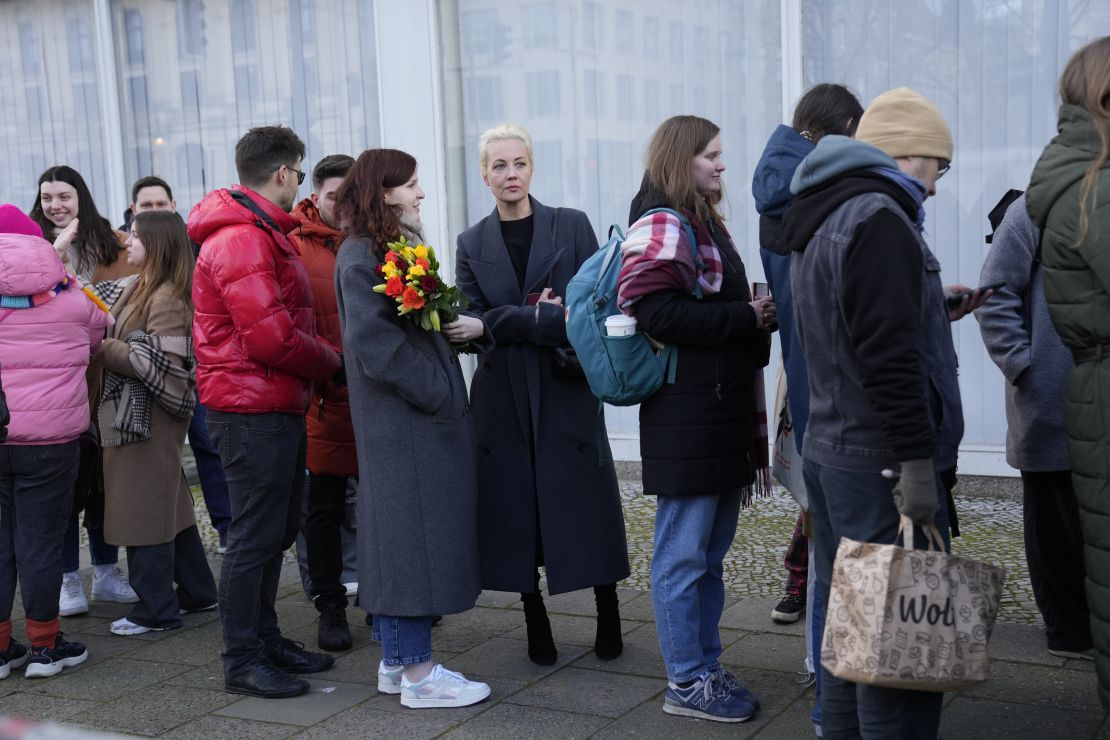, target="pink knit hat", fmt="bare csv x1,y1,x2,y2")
0,204,44,238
